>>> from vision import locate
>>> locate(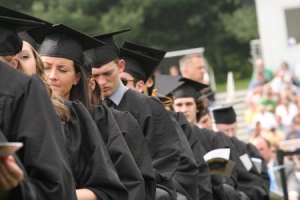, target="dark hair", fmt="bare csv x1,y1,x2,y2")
147,74,155,96
69,62,91,113
91,81,101,105
196,97,207,121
